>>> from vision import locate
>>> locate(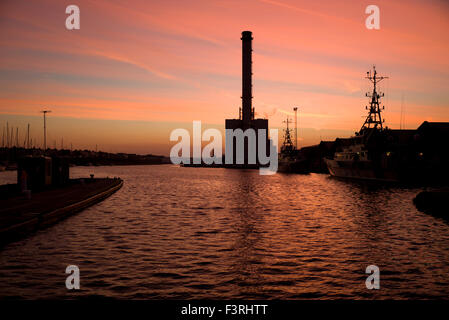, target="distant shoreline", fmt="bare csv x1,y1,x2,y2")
0,146,171,169
0,162,173,172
